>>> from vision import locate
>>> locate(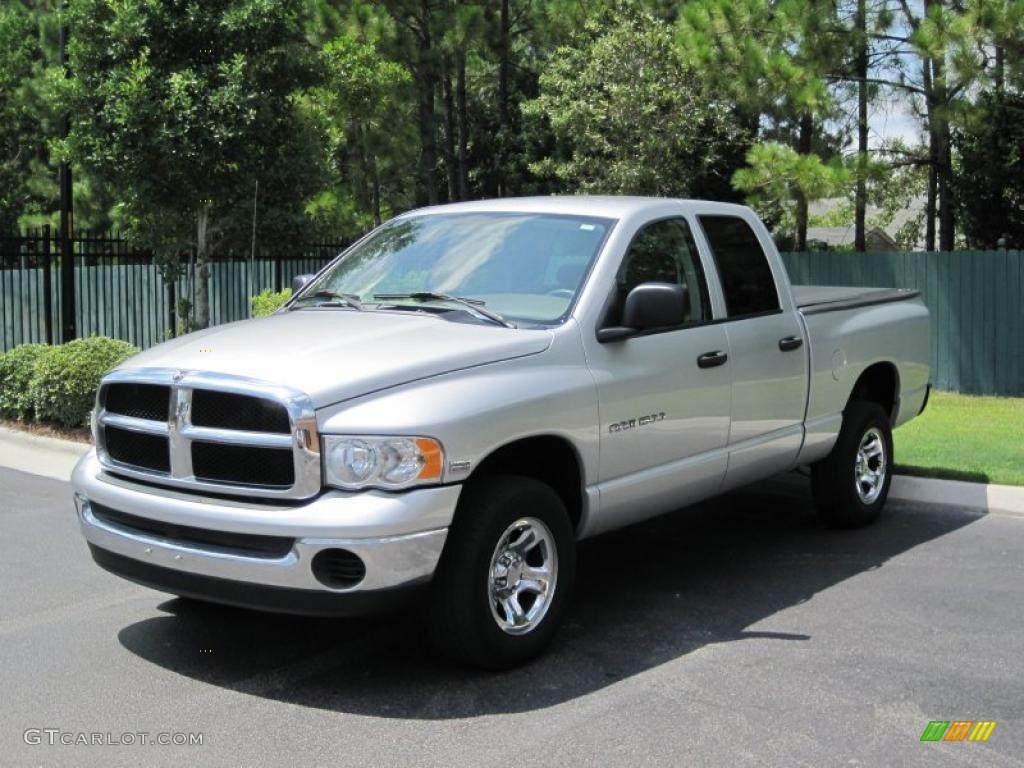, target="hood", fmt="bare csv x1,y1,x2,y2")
117,309,552,407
